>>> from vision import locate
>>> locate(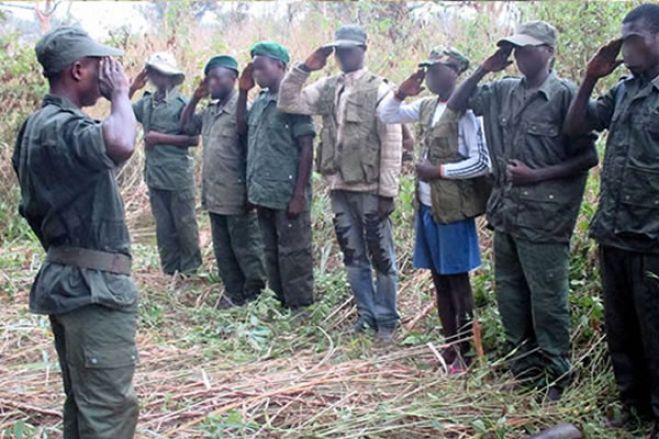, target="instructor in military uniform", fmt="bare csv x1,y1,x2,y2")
13,27,139,438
